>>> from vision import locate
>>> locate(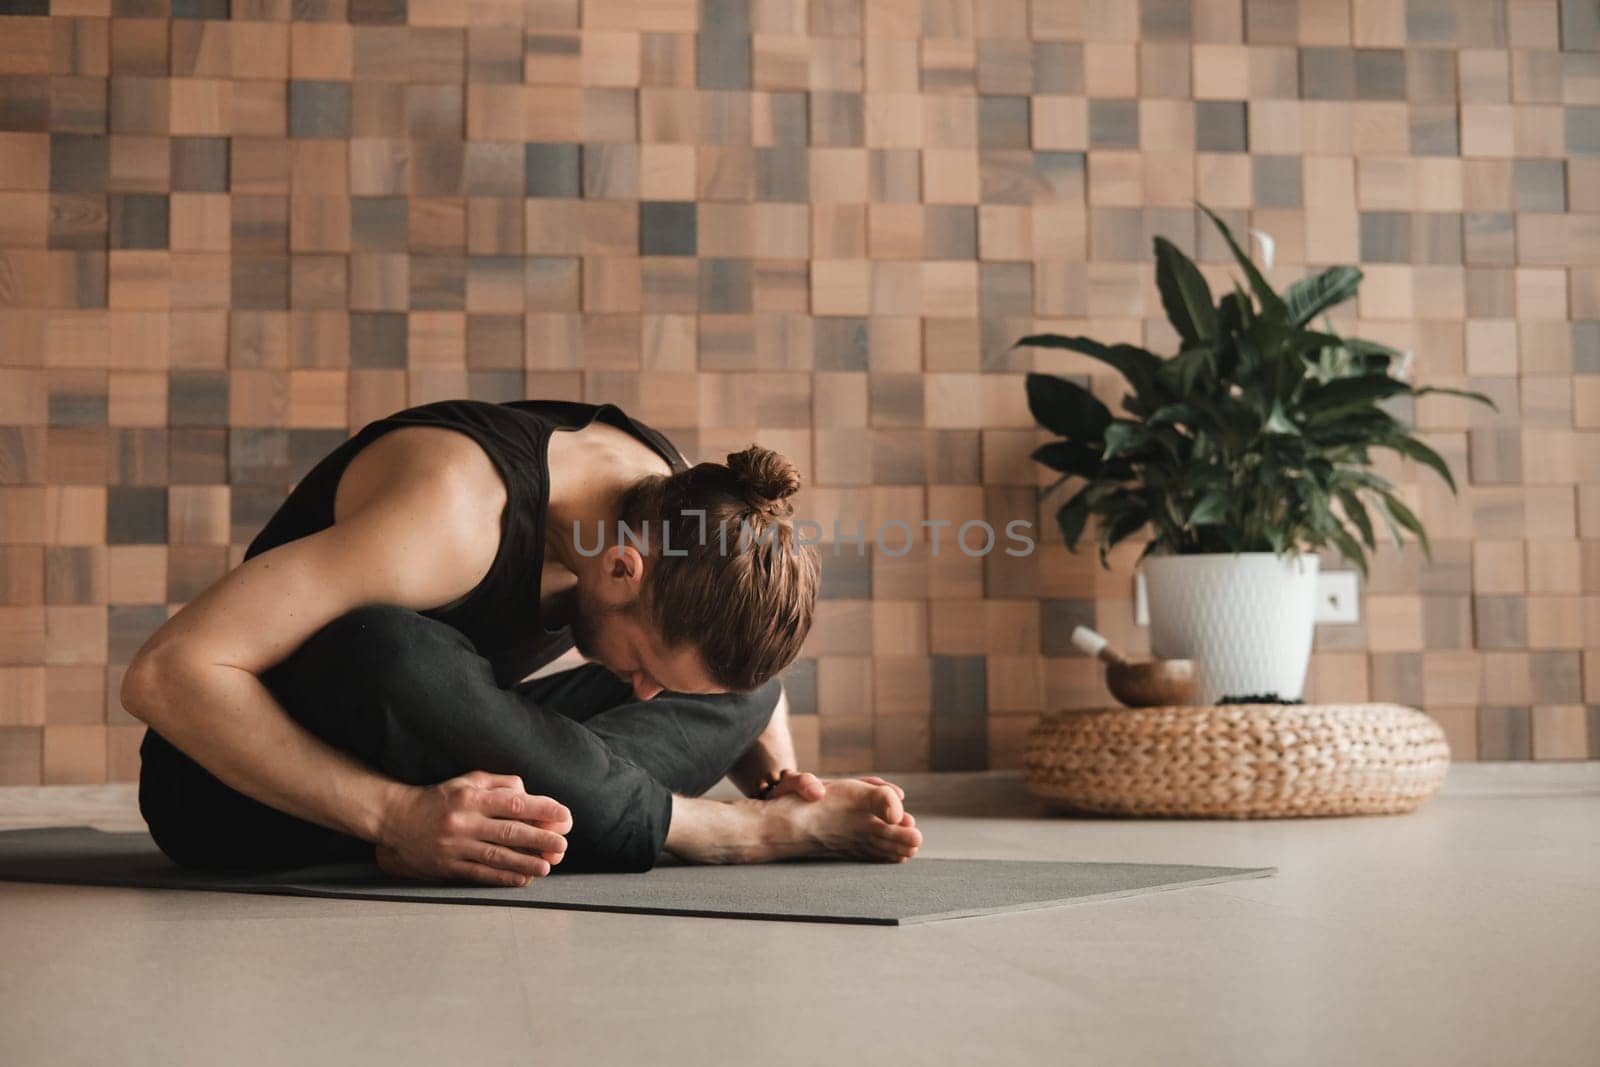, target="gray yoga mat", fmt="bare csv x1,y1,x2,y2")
0,826,1273,926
